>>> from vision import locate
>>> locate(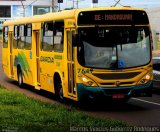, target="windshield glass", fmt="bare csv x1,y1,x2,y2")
77,26,151,69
